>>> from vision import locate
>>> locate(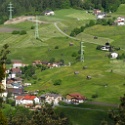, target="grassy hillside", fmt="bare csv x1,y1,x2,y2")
0,7,125,105
1,6,125,125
